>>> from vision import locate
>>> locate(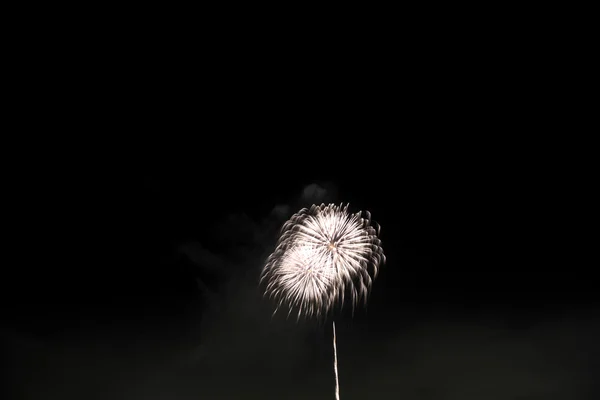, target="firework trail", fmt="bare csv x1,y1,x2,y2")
260,203,385,399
